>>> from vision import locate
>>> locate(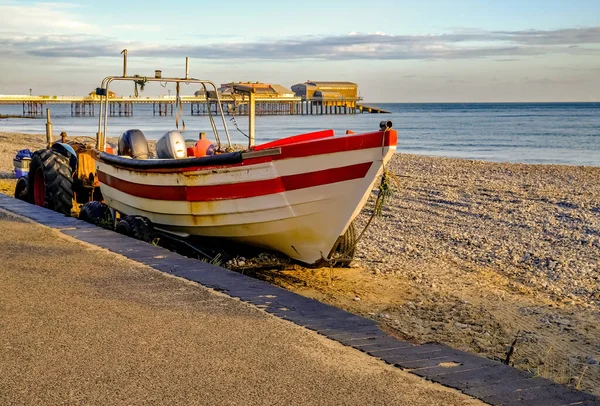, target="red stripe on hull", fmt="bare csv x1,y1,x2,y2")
98,162,373,202
98,130,396,174
252,129,335,151
276,129,396,160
